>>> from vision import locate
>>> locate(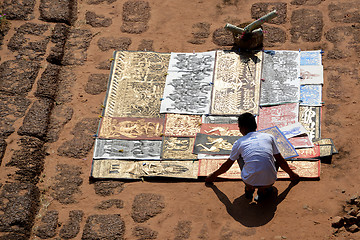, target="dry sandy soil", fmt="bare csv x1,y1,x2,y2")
0,0,360,239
